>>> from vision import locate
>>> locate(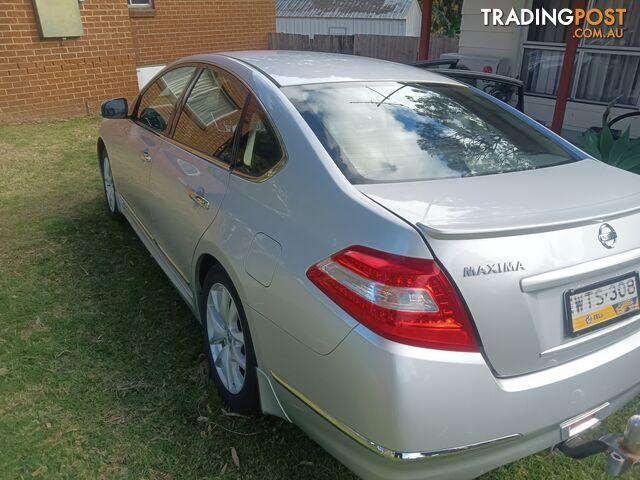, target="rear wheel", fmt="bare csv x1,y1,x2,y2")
100,152,124,221
200,266,259,414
